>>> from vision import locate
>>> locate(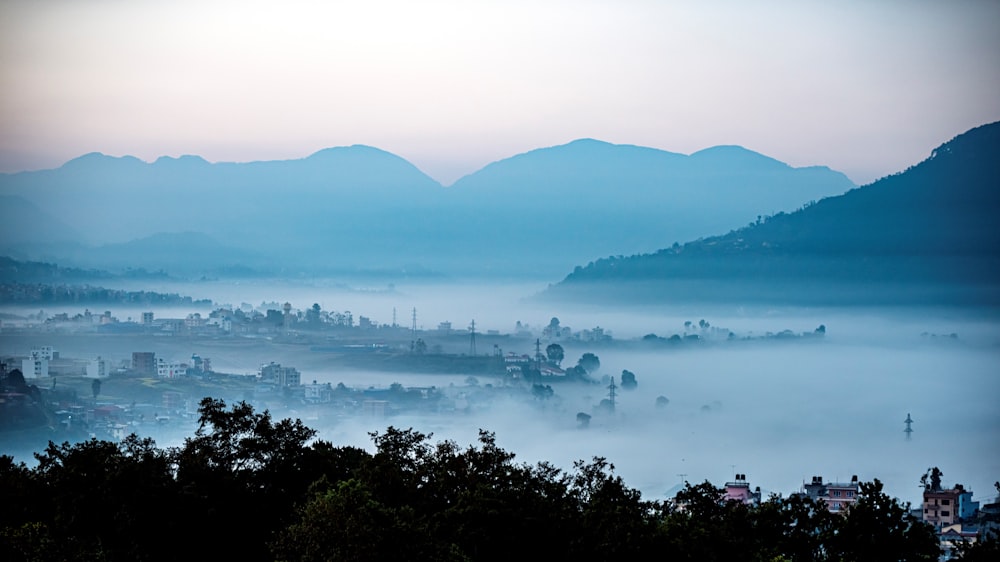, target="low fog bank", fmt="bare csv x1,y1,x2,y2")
3,279,998,507
301,339,998,508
